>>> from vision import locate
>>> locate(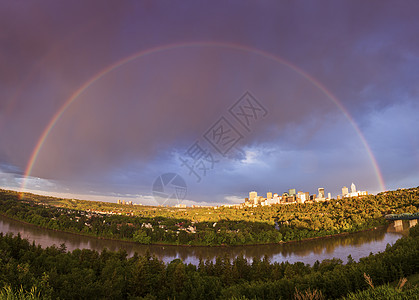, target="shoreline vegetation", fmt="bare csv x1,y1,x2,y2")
0,212,388,249
0,222,418,299
0,187,418,247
